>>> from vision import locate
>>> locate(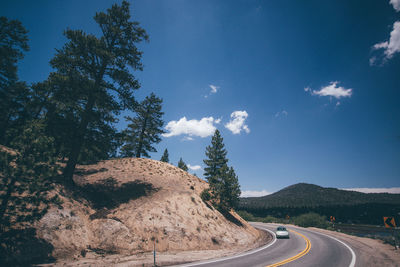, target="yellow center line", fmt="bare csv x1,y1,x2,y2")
266,229,312,267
